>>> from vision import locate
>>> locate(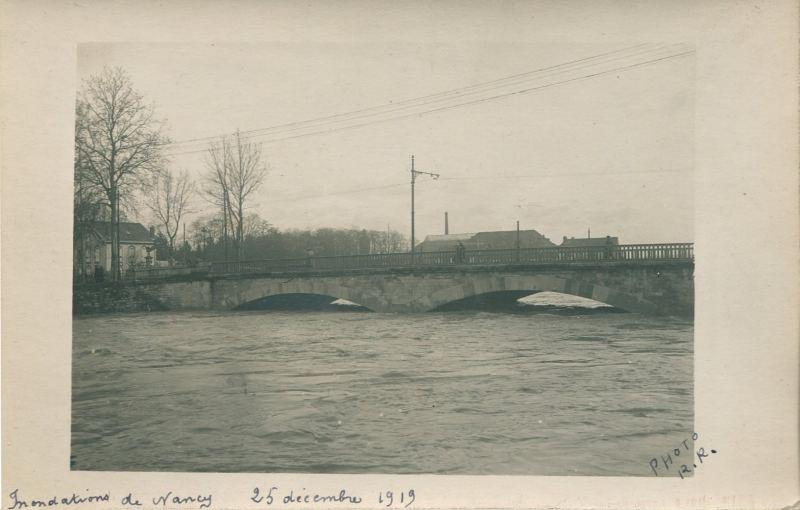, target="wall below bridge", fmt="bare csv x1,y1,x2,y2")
74,263,693,316
73,280,212,315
